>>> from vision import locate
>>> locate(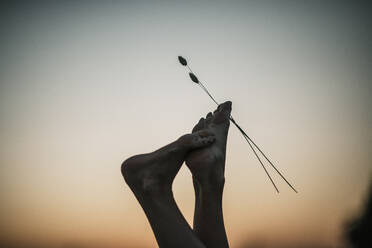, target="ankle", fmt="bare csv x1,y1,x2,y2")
193,176,225,194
